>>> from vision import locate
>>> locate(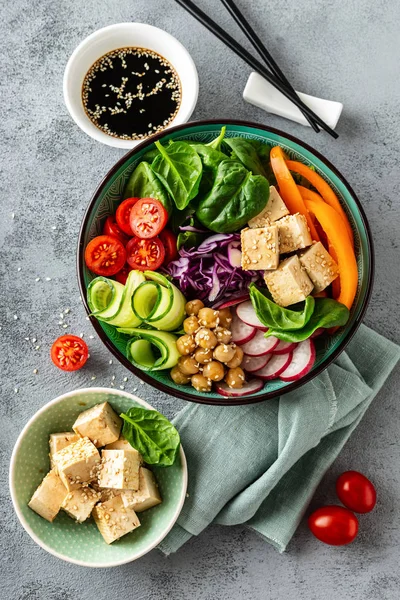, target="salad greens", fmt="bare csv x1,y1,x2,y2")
265,298,350,342
224,137,268,177
120,407,180,466
151,141,203,210
123,161,172,214
196,160,270,233
250,284,315,330
206,125,226,150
